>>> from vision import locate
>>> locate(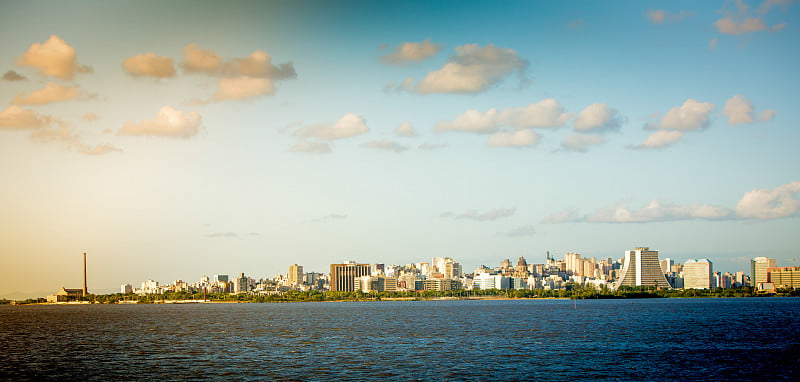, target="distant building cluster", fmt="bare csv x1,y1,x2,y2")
116,248,799,297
